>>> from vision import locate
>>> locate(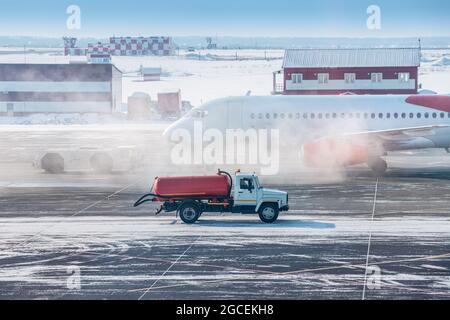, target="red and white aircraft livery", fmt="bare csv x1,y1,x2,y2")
164,95,450,175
